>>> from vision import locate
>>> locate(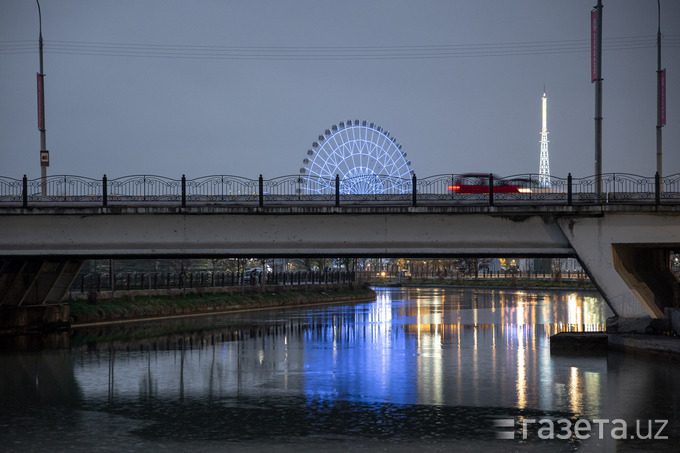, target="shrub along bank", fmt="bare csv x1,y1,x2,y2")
70,285,375,325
